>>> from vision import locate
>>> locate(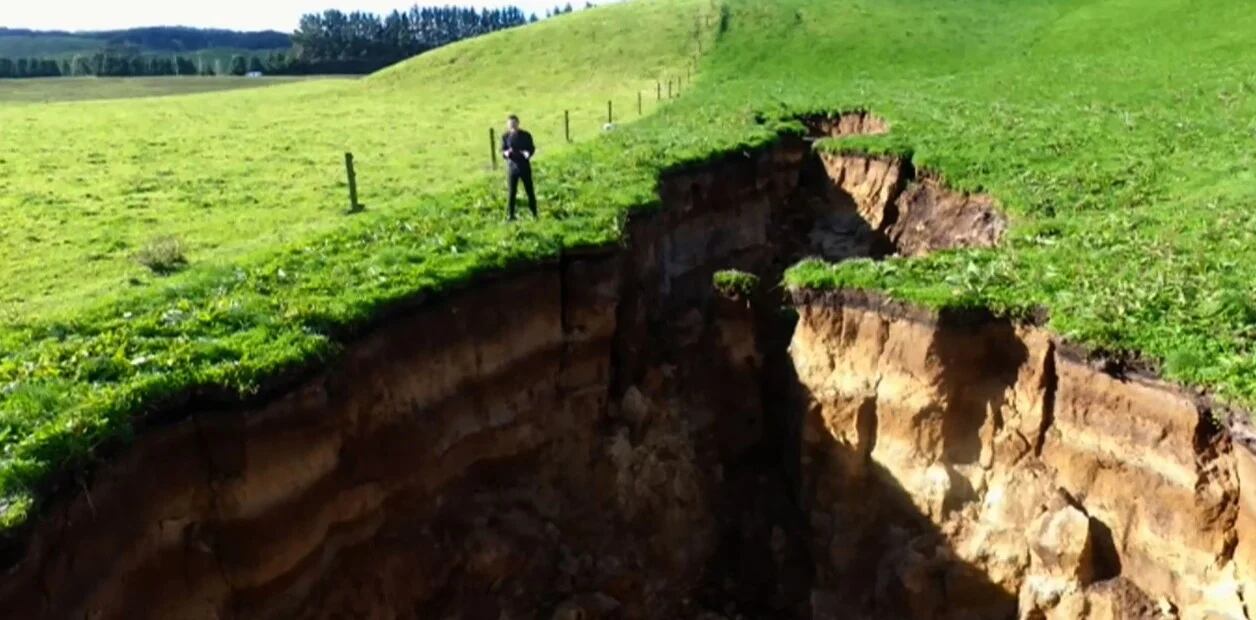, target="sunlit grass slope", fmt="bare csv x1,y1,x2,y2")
5,0,1256,535
0,0,712,528
0,0,706,321
750,0,1256,398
